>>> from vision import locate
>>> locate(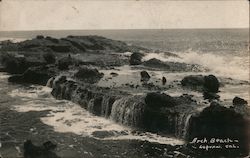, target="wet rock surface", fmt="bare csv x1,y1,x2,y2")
129,52,144,65
74,67,104,84
142,58,203,72
24,140,60,158
181,74,220,93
